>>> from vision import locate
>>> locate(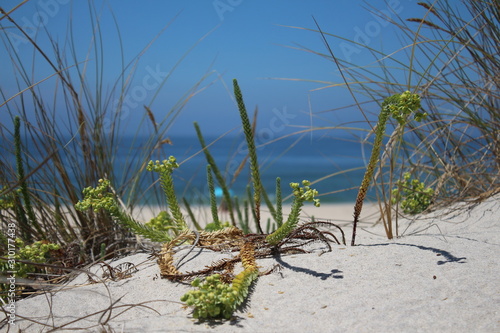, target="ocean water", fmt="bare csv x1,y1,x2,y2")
0,133,370,205
114,134,369,204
